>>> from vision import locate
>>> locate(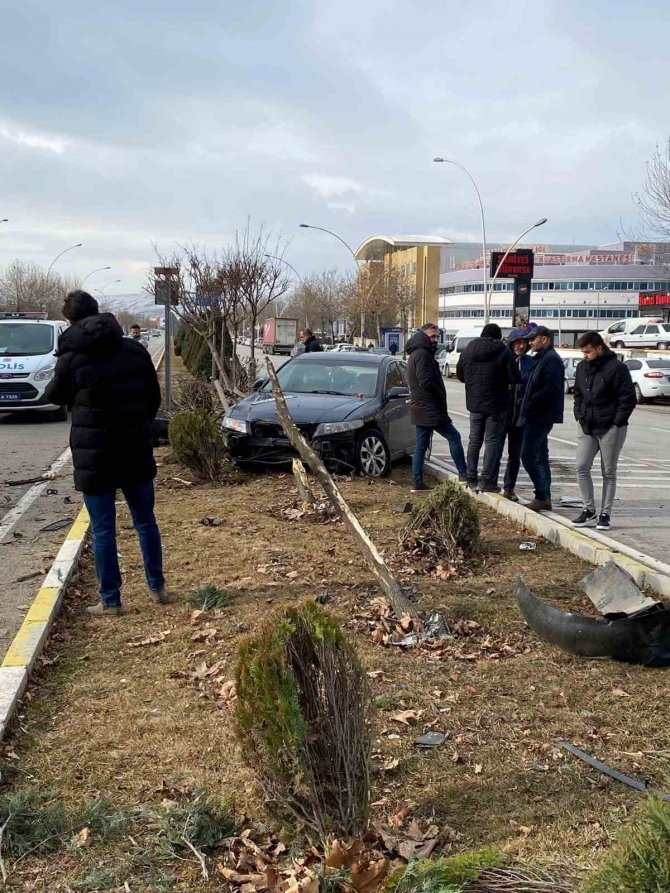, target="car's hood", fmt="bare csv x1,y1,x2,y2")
229,391,376,424
0,353,55,374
